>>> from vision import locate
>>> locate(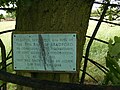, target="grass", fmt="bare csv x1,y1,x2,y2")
81,20,120,84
